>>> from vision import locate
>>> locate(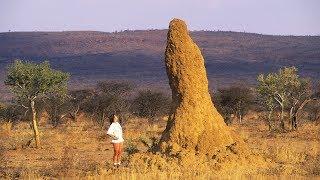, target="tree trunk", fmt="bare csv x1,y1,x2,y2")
289,107,295,130
71,105,80,121
290,107,298,130
239,113,242,123
30,99,40,148
73,113,77,121
292,115,297,130
291,99,312,130
267,110,273,131
280,104,285,130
